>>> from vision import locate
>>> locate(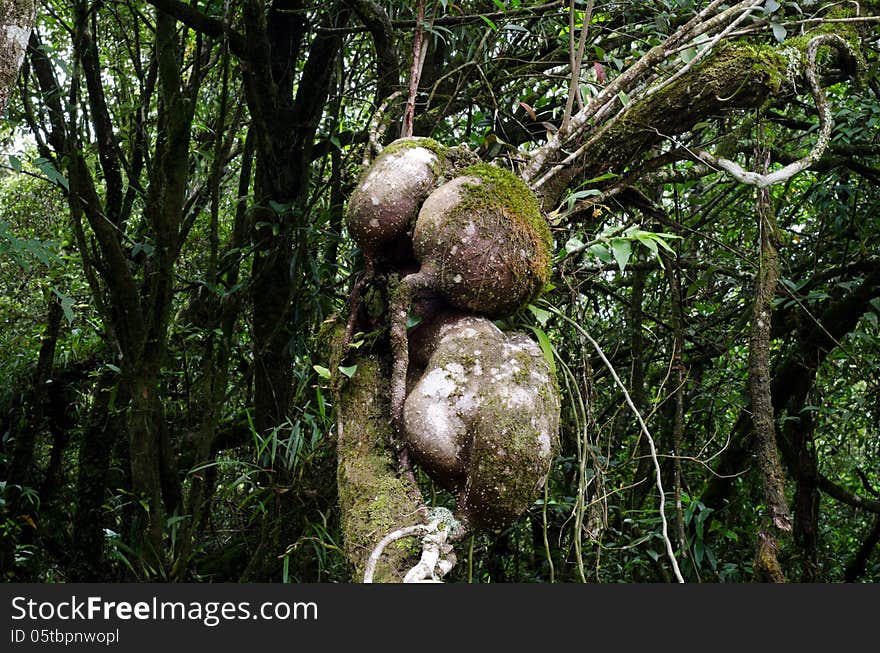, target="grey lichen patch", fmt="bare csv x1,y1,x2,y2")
337,356,424,582
346,137,448,257
403,316,560,531
0,0,37,116
412,164,553,317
